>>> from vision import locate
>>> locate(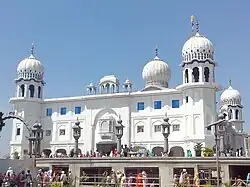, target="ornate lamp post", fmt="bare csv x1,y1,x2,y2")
206,113,227,187
115,115,124,155
161,113,171,156
30,123,43,158
72,119,82,157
